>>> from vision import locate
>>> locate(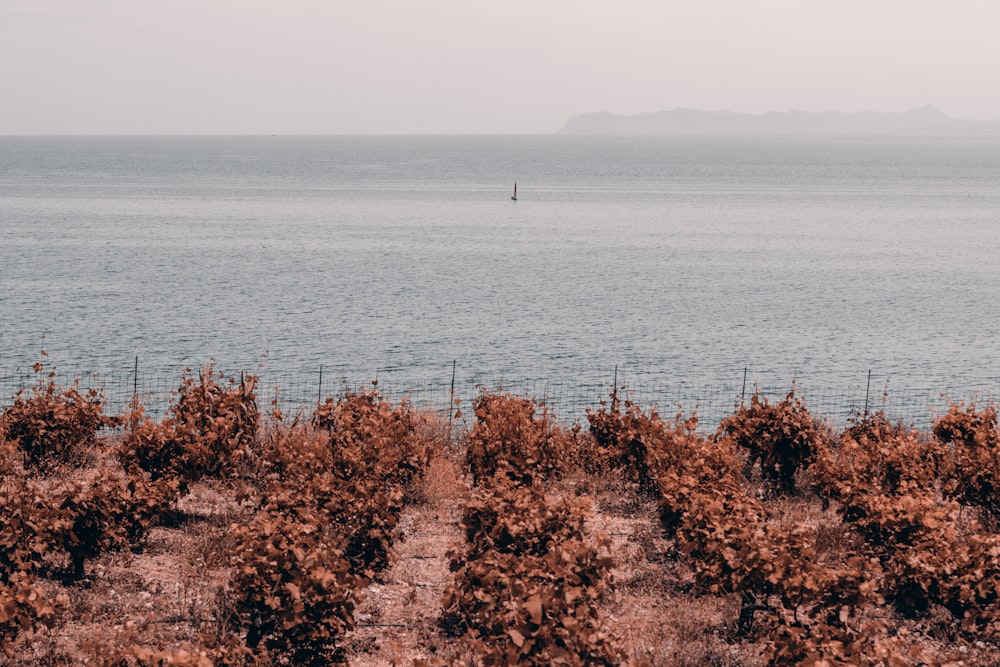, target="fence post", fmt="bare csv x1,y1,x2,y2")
447,360,457,439
318,365,323,405
133,356,138,402
863,369,872,416
612,365,619,411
